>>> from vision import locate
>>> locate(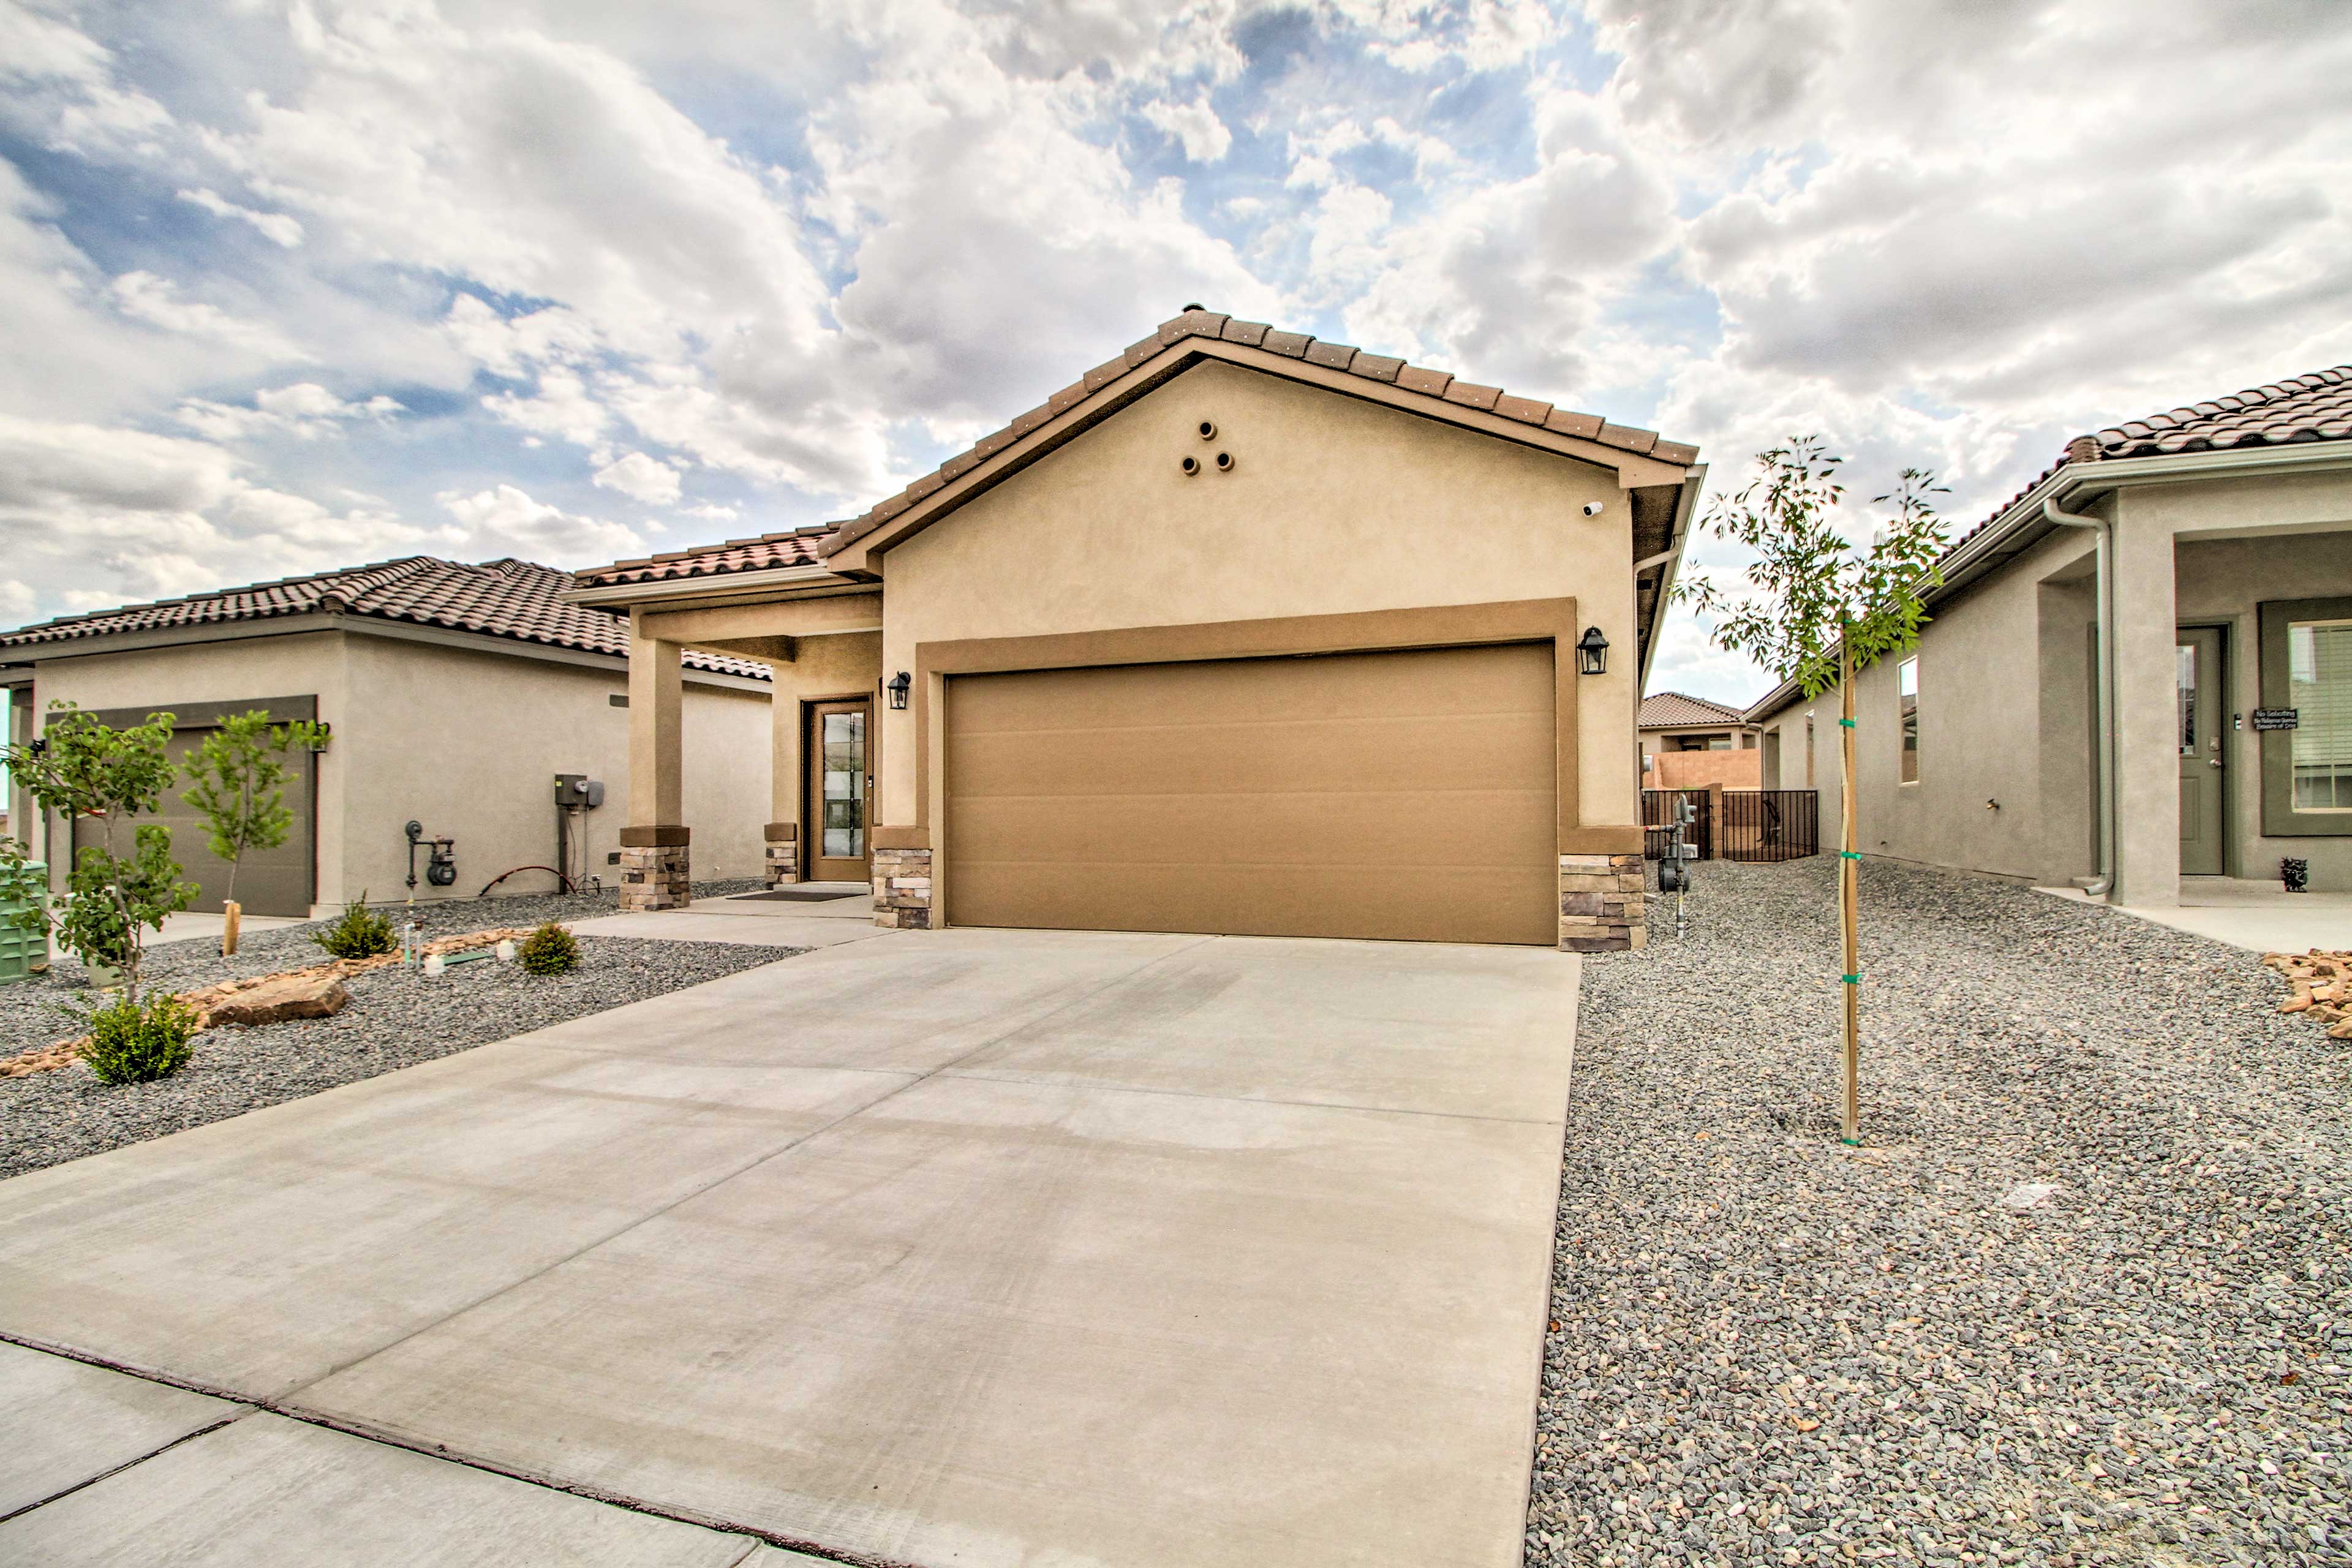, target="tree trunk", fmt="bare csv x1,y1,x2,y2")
1840,639,1861,1144
222,900,241,959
